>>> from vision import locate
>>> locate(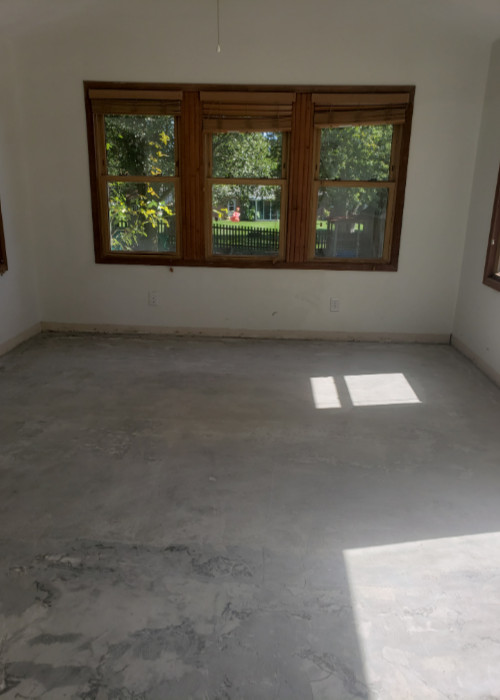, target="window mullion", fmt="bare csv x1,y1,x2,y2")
287,93,314,264
180,91,204,261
